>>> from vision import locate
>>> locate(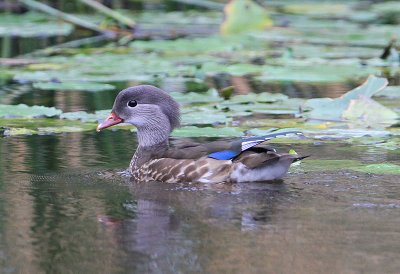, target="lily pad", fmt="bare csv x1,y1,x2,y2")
350,163,400,175
227,92,288,104
2,127,36,136
172,126,243,137
171,89,222,104
181,110,232,126
203,63,265,76
220,0,273,35
257,65,377,83
0,12,74,37
374,86,400,99
304,76,398,127
342,96,399,127
33,81,115,92
283,3,349,16
0,104,62,118
60,110,111,122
